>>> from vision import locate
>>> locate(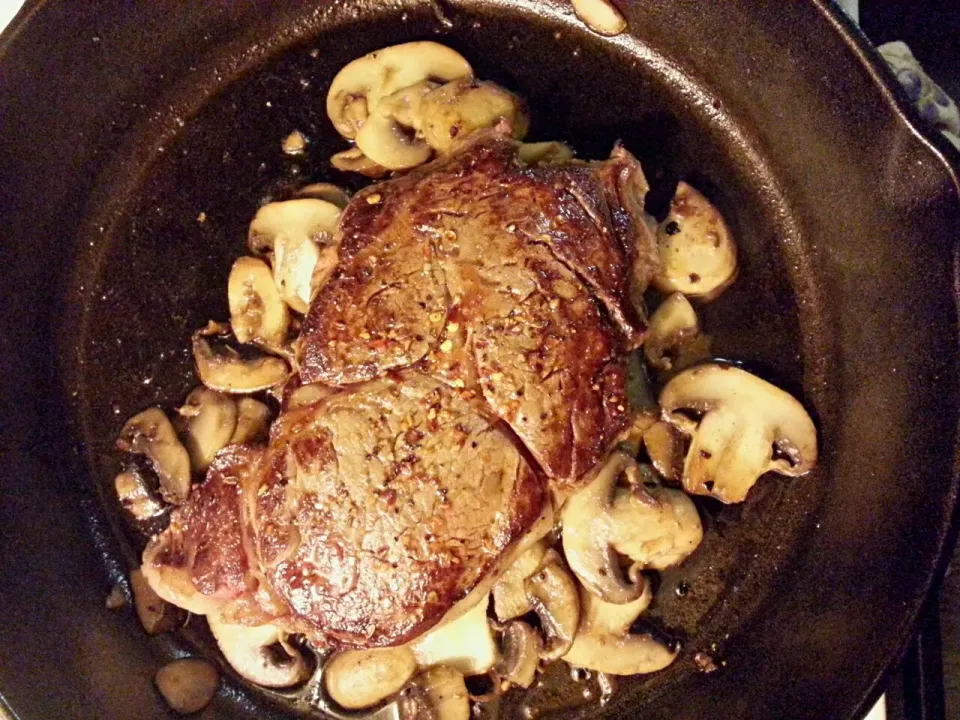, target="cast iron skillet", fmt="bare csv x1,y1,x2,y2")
0,1,958,719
